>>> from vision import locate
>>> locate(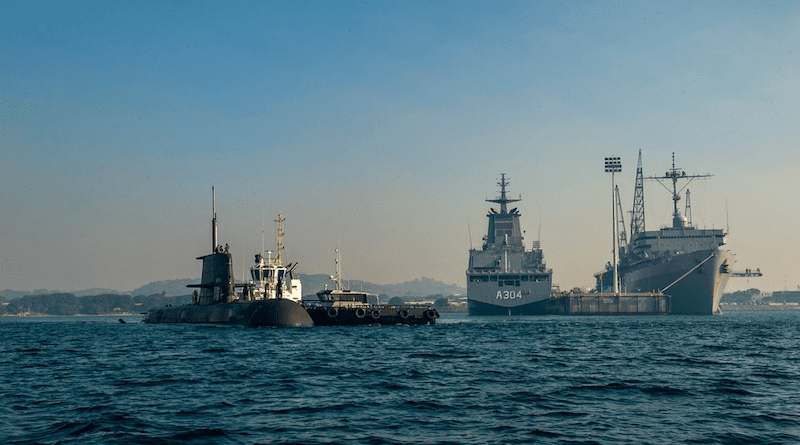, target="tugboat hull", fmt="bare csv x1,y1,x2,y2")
304,304,438,326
